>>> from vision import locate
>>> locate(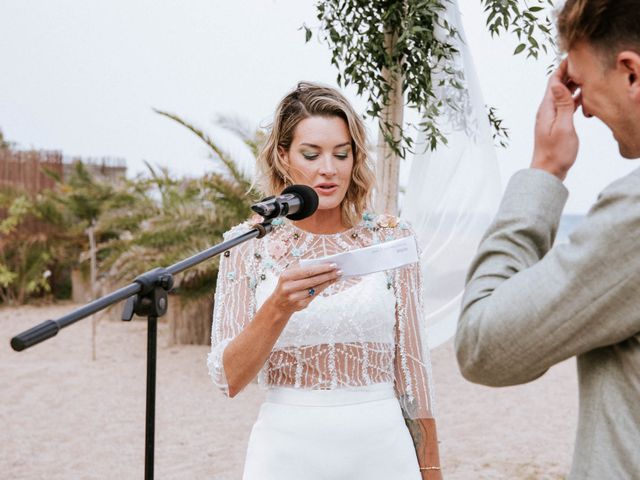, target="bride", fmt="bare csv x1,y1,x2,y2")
207,81,442,480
